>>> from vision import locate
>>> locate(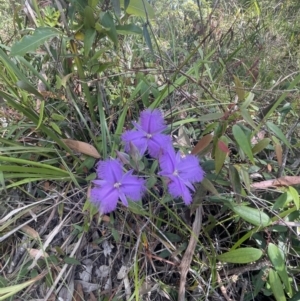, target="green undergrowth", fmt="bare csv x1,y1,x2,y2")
1,0,300,300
